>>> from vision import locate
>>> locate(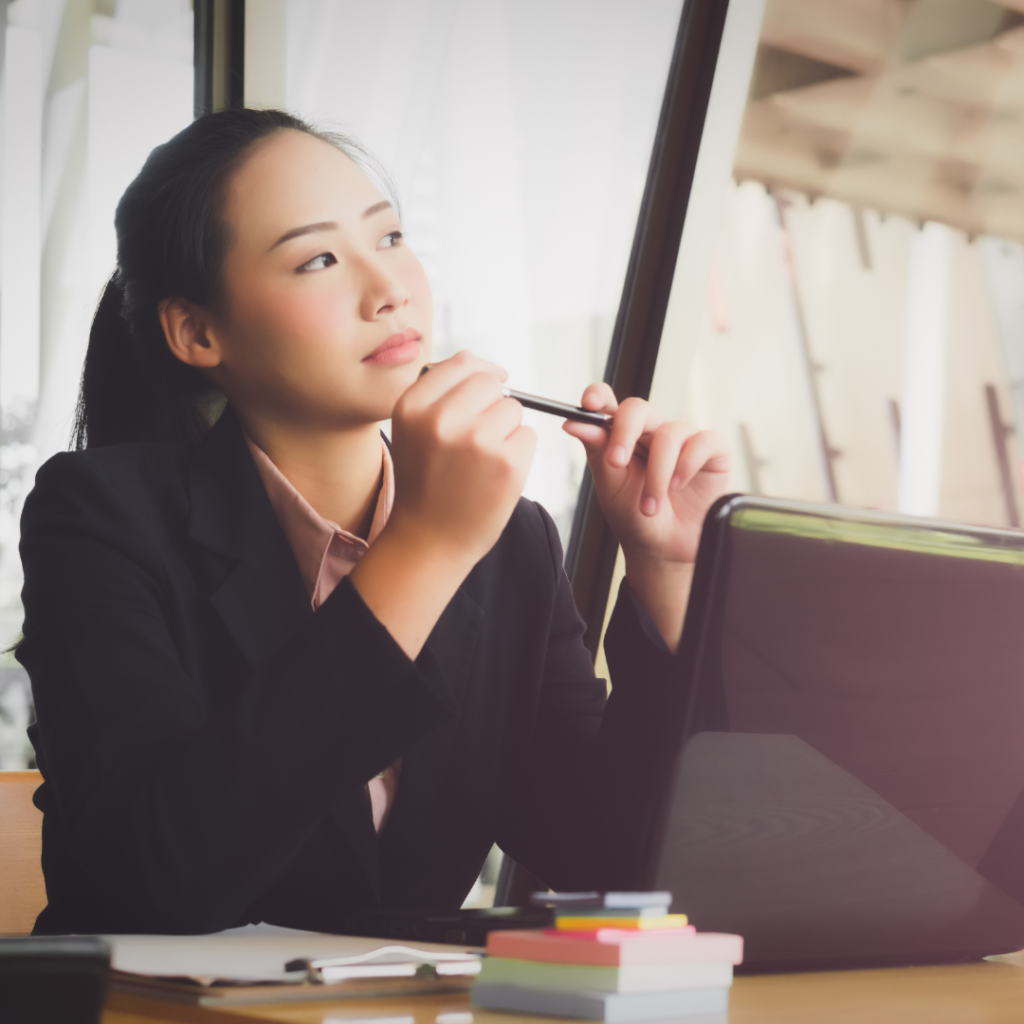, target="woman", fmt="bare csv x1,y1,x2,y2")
19,109,729,936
